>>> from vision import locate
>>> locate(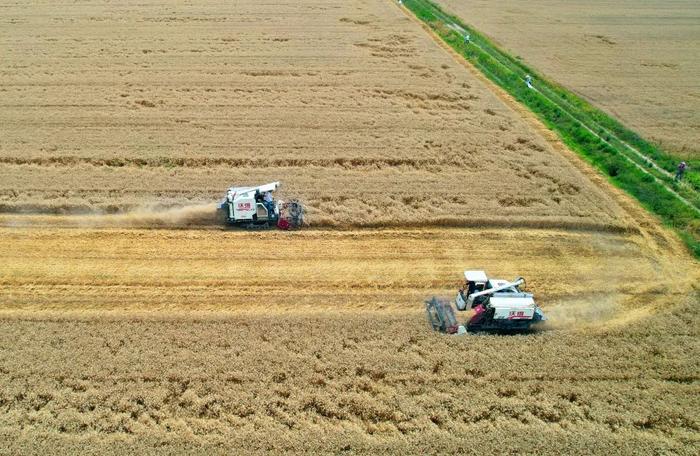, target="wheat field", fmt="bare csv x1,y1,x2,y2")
0,222,698,454
436,0,700,157
0,0,628,228
1,0,698,454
